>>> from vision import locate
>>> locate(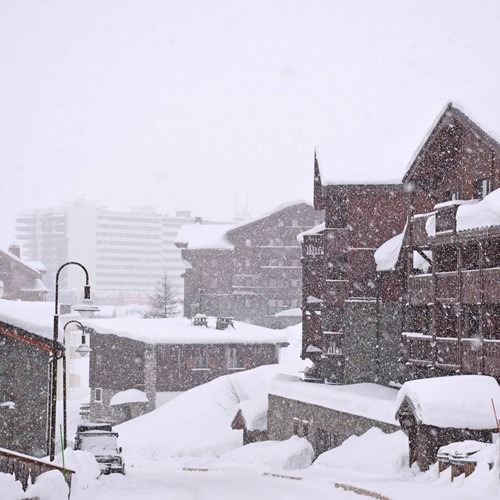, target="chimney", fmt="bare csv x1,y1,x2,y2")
8,244,20,259
194,217,203,224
